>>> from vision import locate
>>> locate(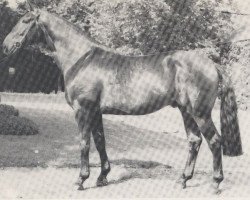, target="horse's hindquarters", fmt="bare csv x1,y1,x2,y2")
171,51,219,116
